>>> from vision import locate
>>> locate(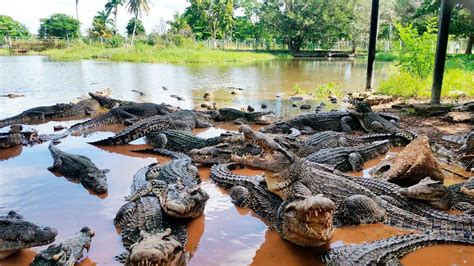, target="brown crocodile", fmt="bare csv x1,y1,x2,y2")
210,163,335,247
31,227,95,266
0,211,57,259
